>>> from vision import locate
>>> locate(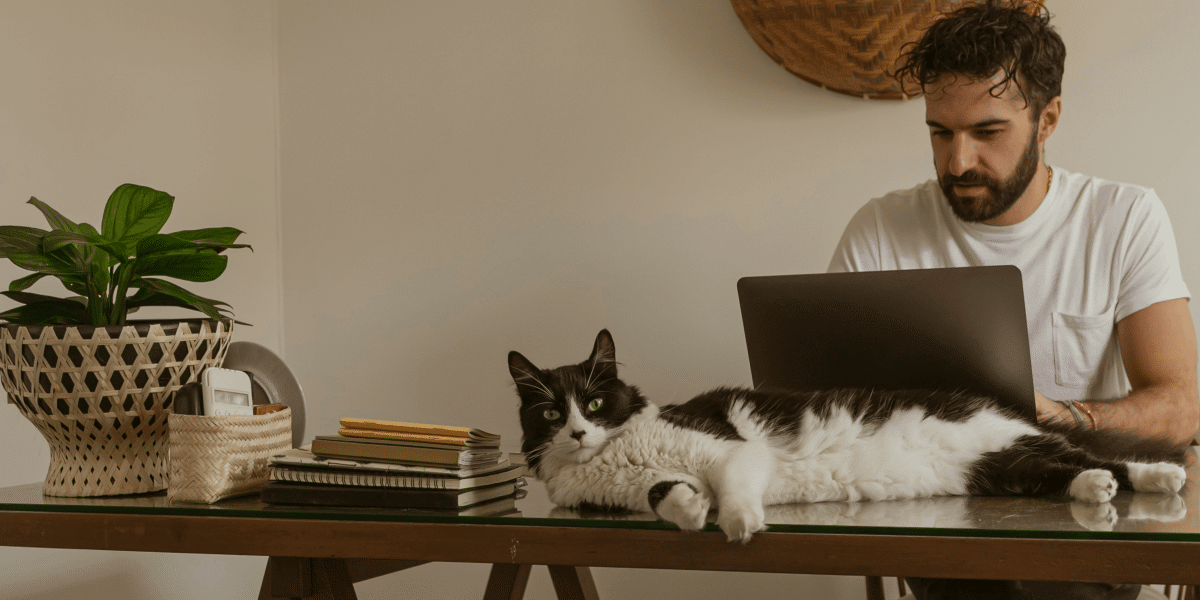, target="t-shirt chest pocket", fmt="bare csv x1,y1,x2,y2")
1051,310,1116,388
